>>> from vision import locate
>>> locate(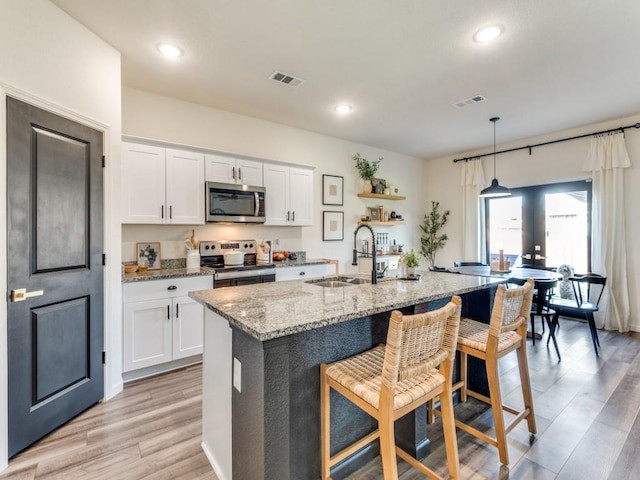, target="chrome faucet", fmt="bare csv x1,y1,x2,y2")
352,224,377,284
